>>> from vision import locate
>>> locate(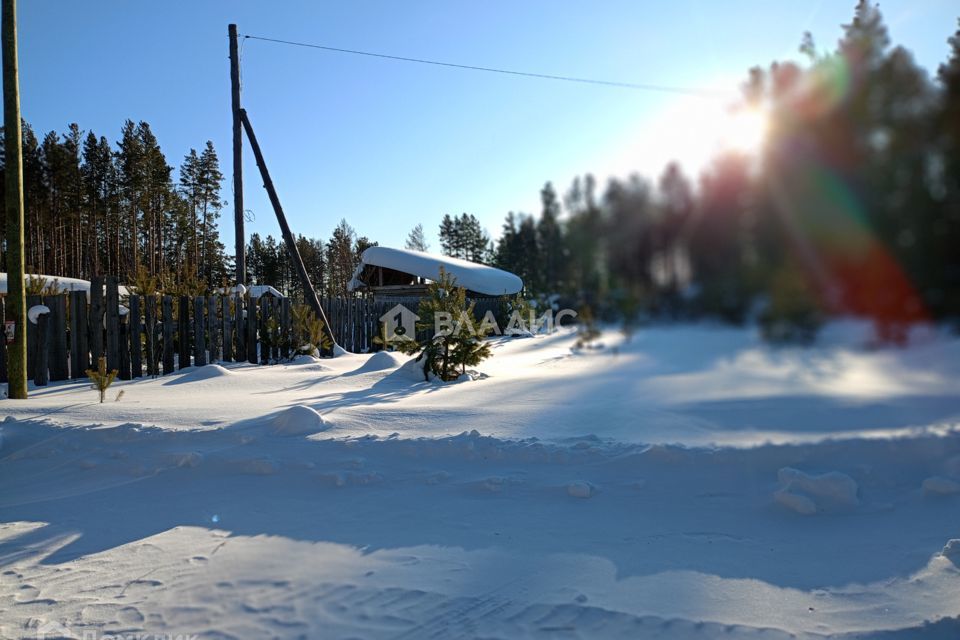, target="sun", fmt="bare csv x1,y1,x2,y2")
596,94,771,181
716,106,769,154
